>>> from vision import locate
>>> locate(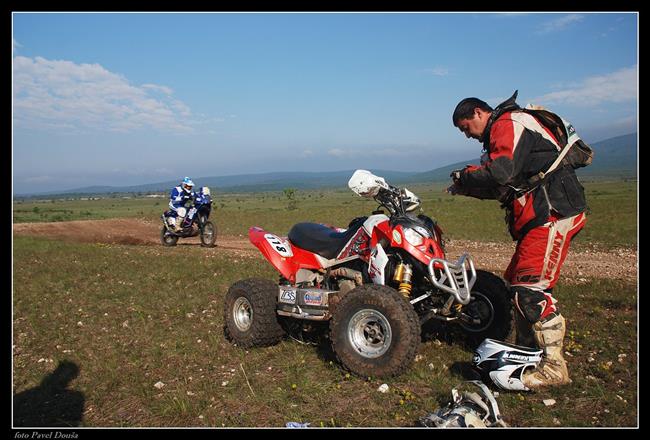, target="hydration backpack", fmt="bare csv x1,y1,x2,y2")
487,90,594,189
